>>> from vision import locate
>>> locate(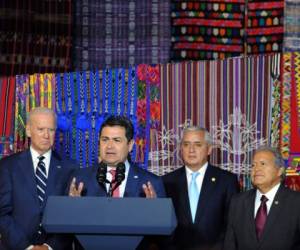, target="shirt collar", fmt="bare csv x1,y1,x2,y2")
30,146,51,161
256,182,281,201
185,162,208,176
